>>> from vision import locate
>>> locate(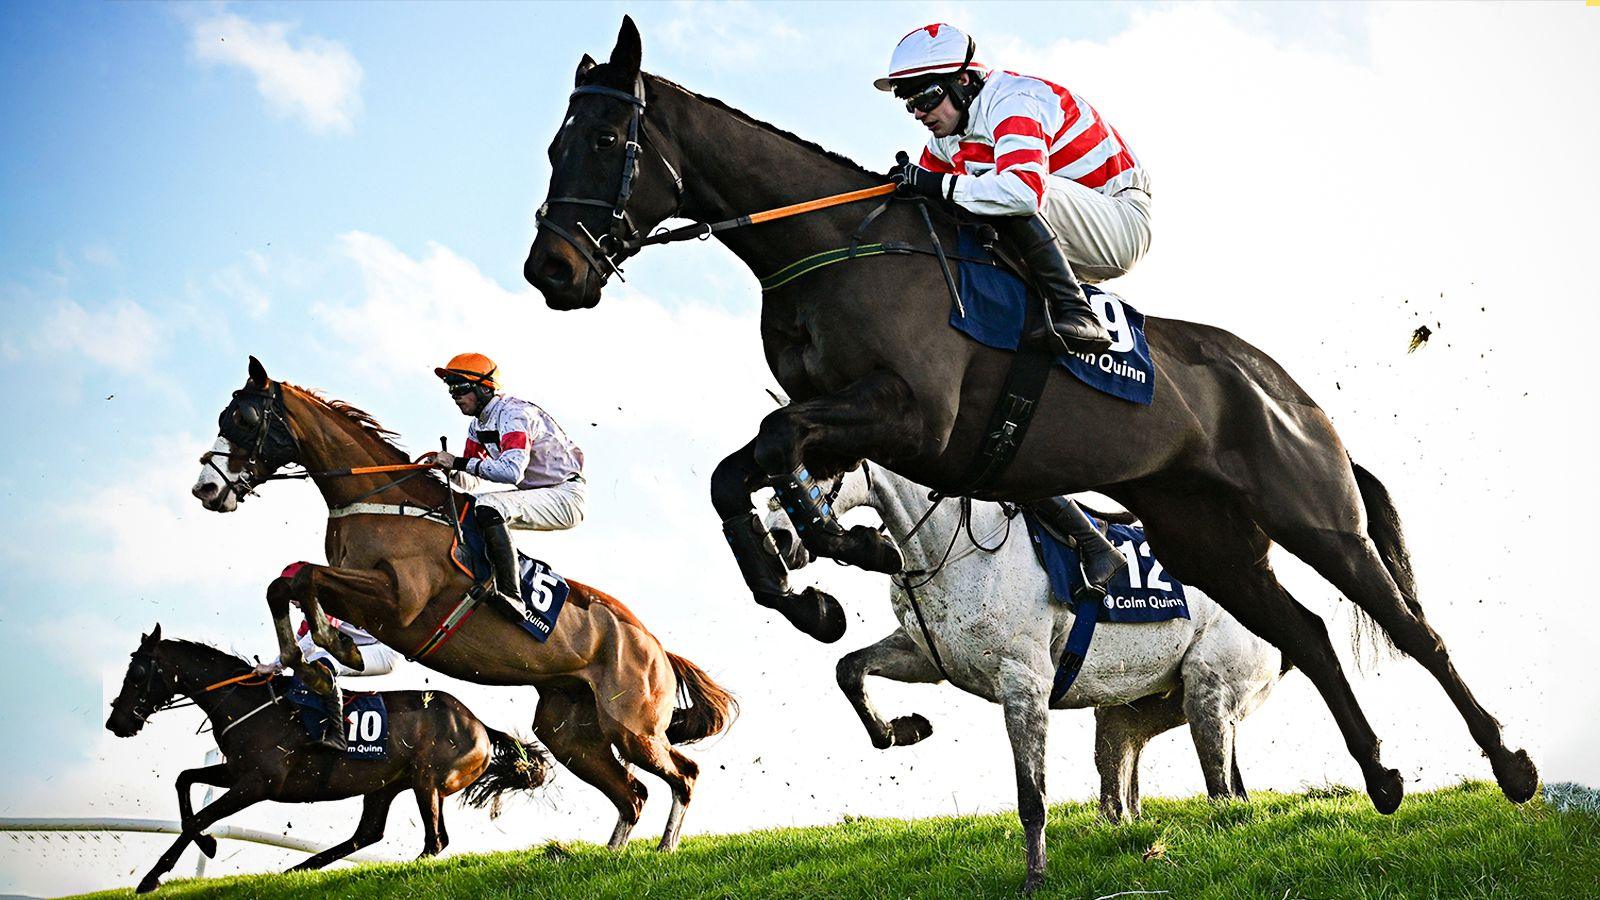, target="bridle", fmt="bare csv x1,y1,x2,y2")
198,383,302,504
116,648,184,728
534,74,685,286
